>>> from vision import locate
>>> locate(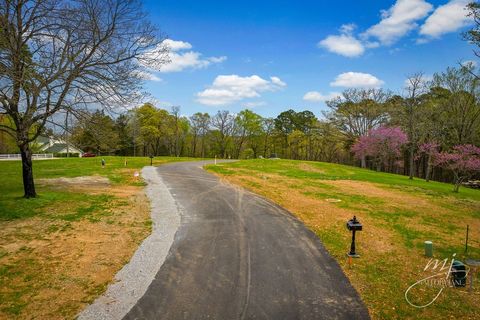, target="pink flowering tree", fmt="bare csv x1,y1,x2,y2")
434,145,480,192
352,127,408,171
418,142,440,182
351,135,372,168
